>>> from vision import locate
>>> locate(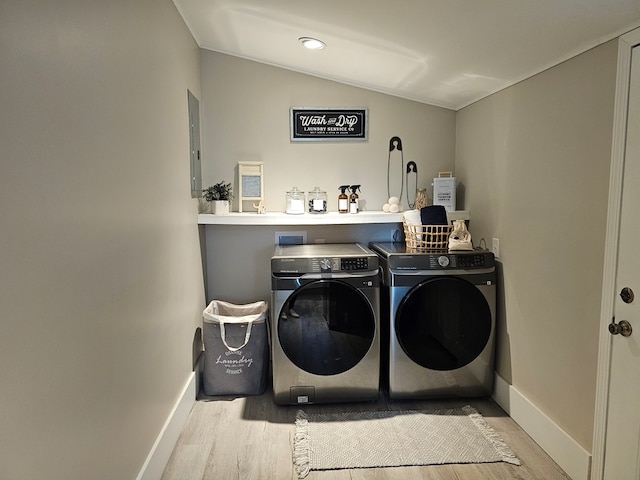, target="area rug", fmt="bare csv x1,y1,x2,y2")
293,405,520,478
